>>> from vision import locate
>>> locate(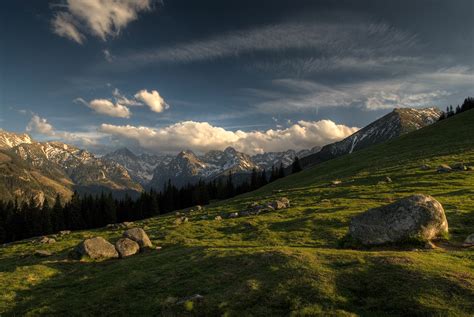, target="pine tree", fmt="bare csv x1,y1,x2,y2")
291,156,302,173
